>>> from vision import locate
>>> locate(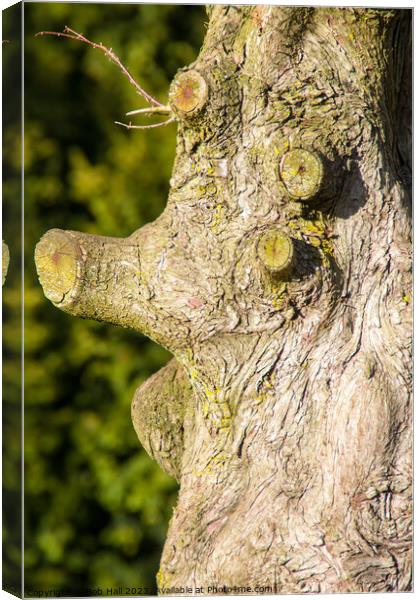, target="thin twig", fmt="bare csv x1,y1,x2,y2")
115,117,176,130
126,105,171,116
35,26,164,108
